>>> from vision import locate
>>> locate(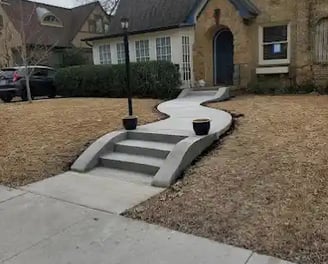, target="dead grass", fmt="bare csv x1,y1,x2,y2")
126,95,328,264
0,98,160,187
